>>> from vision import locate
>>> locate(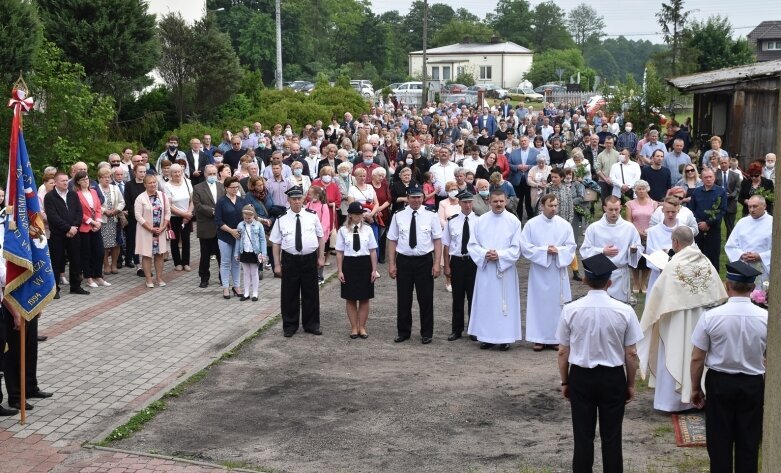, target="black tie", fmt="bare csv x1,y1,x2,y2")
295,214,303,252
409,210,417,248
620,163,625,184
461,217,469,255
723,171,728,187
353,225,360,251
